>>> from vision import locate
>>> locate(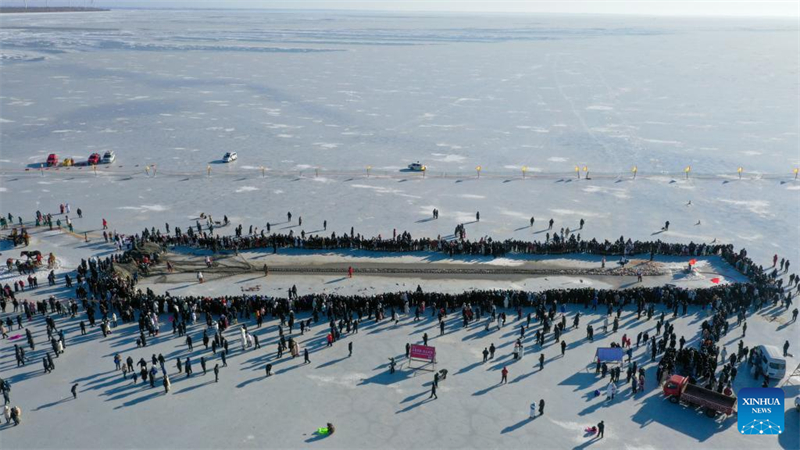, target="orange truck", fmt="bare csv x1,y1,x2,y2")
662,375,736,418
